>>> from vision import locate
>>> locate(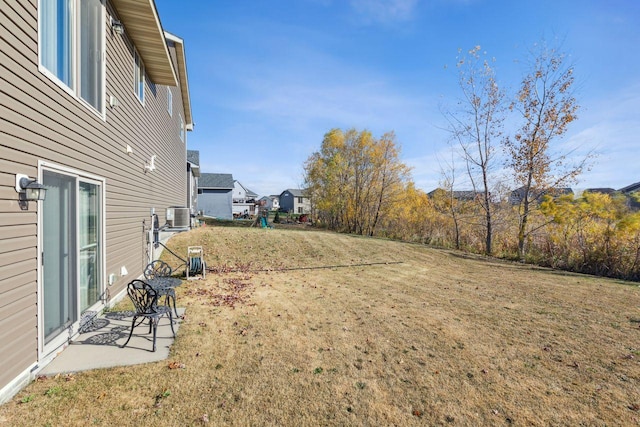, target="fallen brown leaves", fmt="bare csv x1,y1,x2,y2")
167,361,186,370
183,274,255,309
